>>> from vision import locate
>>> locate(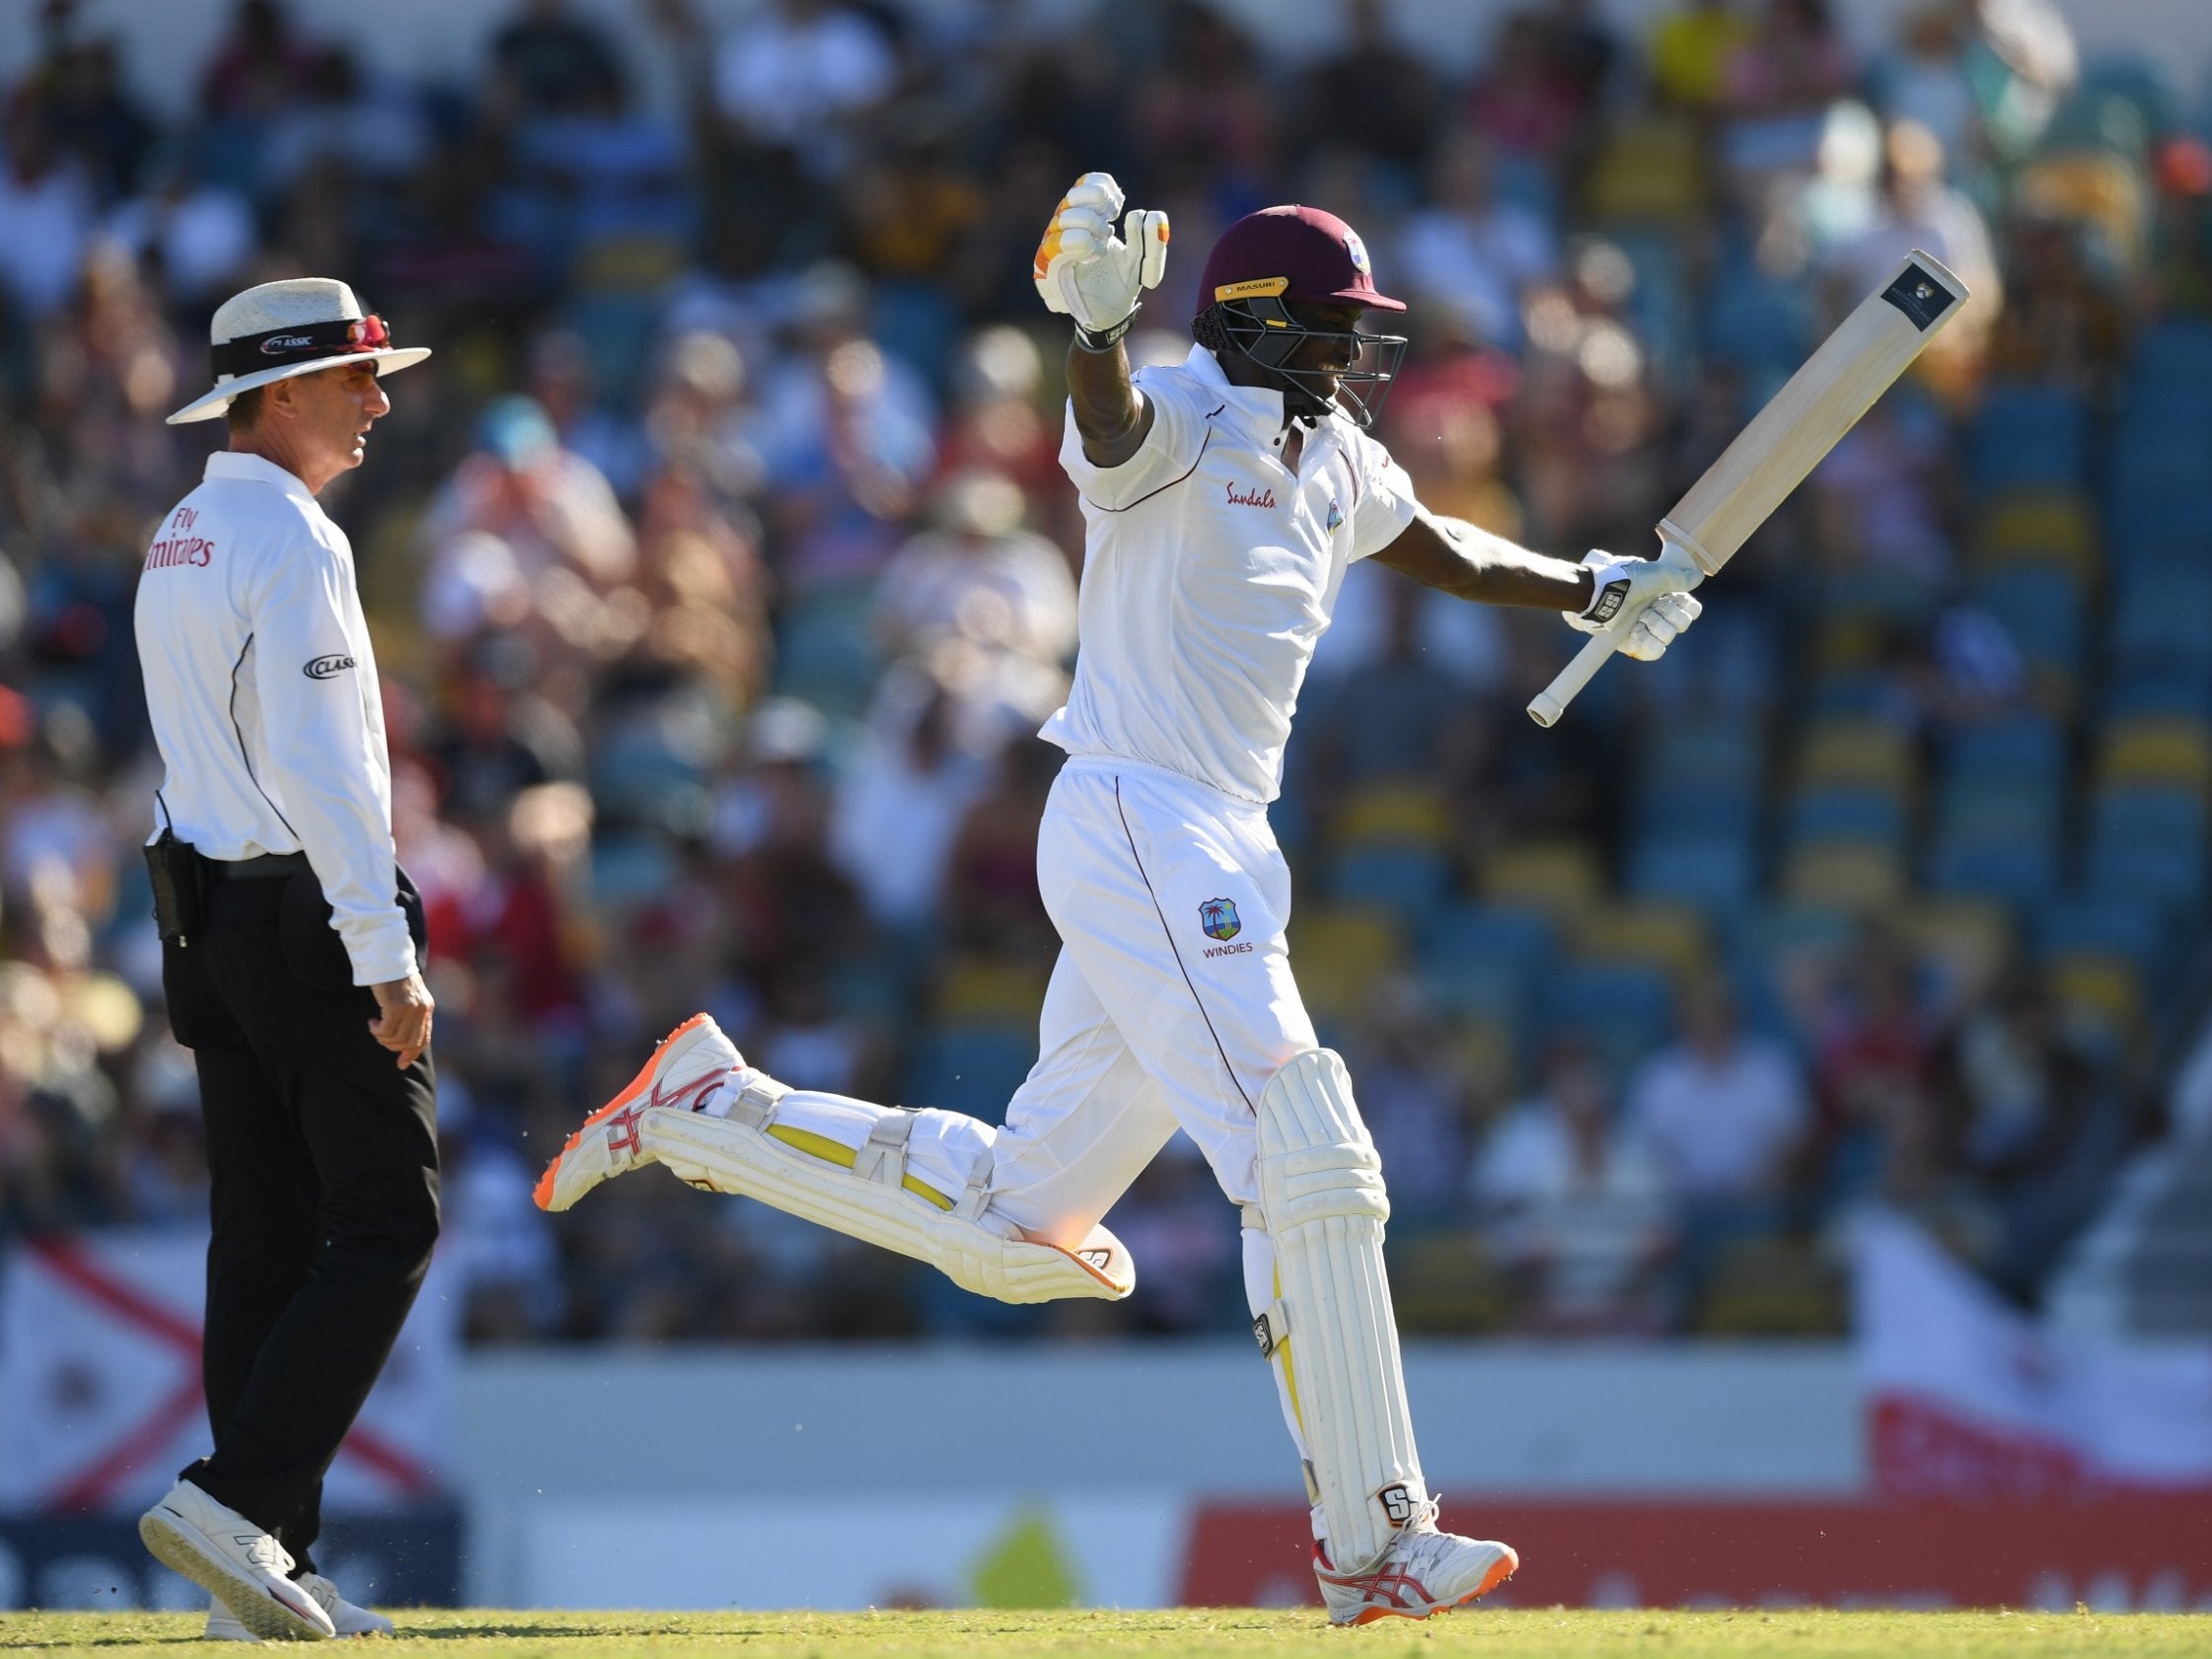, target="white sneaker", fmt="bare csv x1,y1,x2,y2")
139,1479,335,1642
534,1013,743,1211
206,1574,394,1640
1314,1501,1518,1625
